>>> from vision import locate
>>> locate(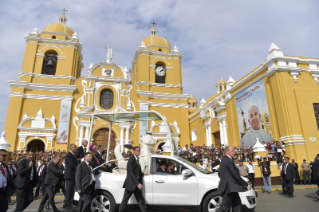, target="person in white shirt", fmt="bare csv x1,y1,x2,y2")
246,160,255,188
198,160,207,171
